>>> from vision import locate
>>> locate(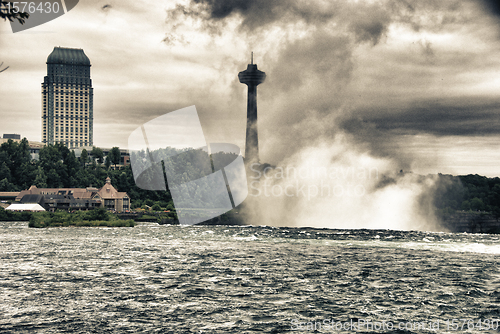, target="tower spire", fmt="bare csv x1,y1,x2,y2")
251,52,253,65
